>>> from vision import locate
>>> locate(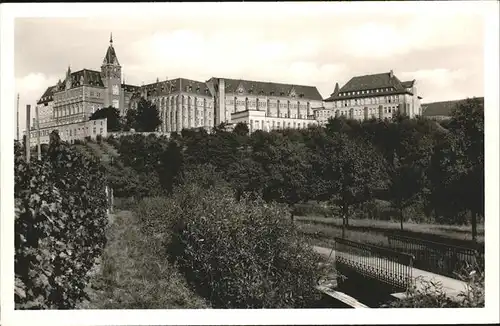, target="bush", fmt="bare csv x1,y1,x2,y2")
382,264,484,308
161,180,323,308
14,135,108,309
106,135,120,148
